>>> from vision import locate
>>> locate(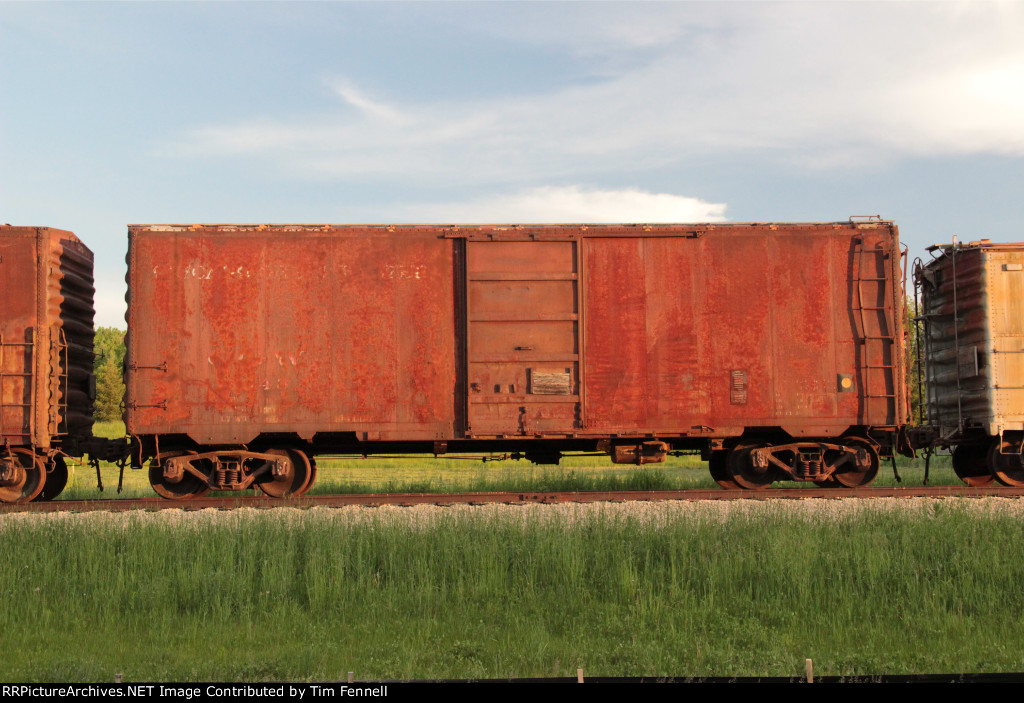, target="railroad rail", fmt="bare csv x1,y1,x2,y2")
2,485,1023,513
